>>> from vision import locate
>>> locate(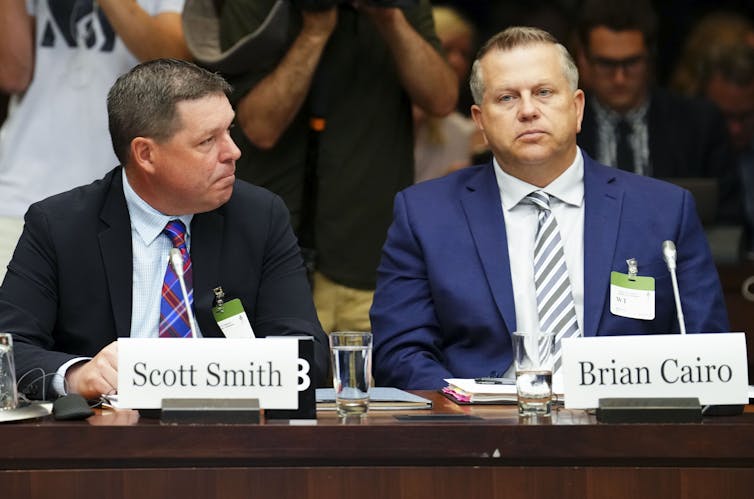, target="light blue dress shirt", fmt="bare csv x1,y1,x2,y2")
122,171,196,338
53,171,200,395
